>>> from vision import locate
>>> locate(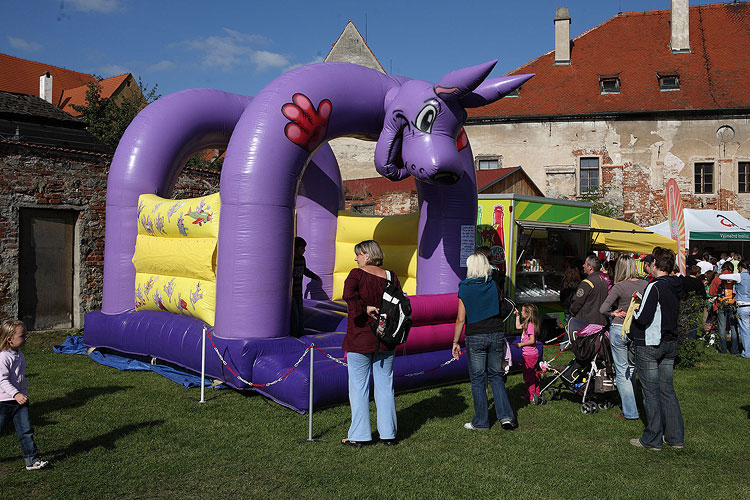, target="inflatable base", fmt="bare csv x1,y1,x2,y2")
83,300,537,413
